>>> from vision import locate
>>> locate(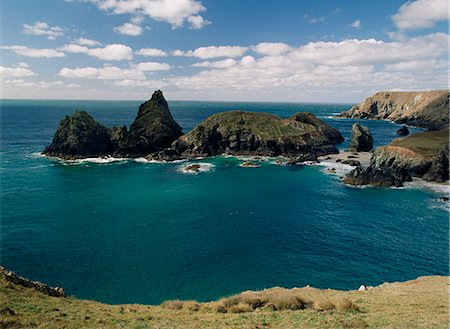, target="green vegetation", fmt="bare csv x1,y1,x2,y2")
391,125,449,156
1,274,448,328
